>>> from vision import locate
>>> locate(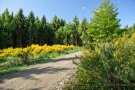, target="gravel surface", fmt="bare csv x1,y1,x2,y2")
0,52,81,90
